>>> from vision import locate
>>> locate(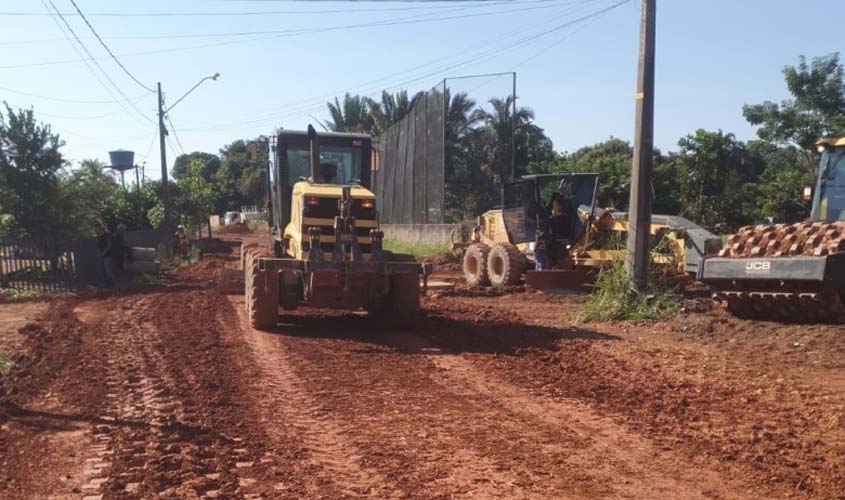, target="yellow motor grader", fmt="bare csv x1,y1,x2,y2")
700,137,845,322
458,173,721,290
222,126,429,329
